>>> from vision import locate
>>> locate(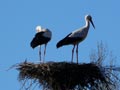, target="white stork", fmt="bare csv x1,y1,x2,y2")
56,15,95,64
31,26,52,62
